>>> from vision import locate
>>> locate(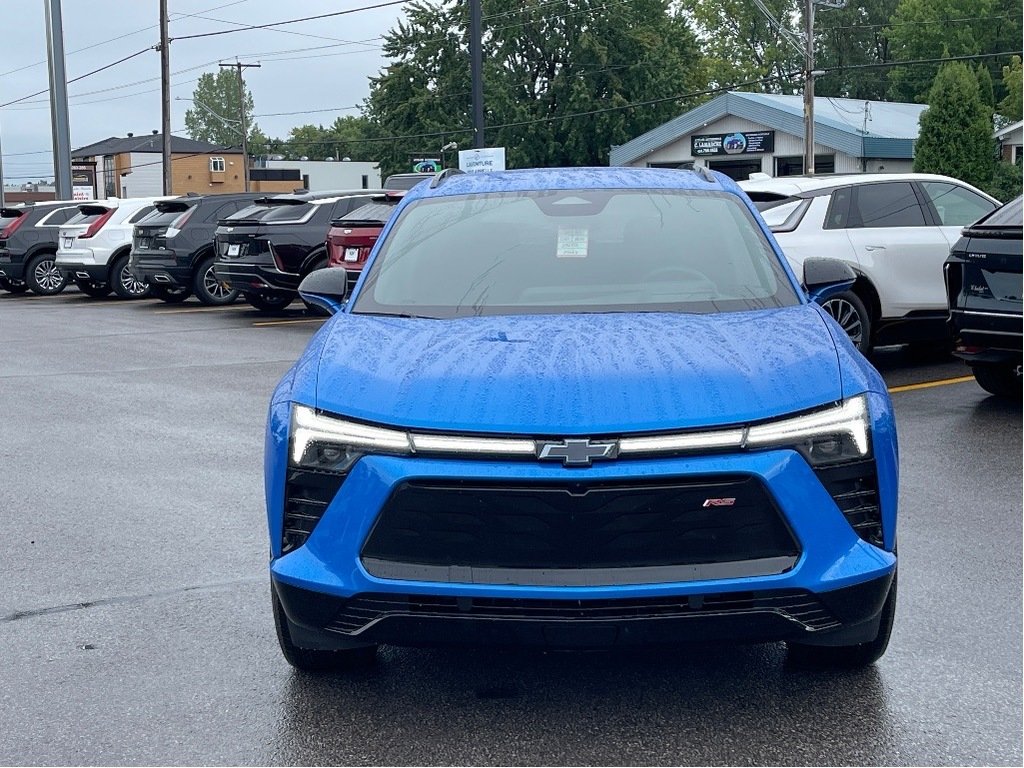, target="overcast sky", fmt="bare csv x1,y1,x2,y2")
0,0,407,183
